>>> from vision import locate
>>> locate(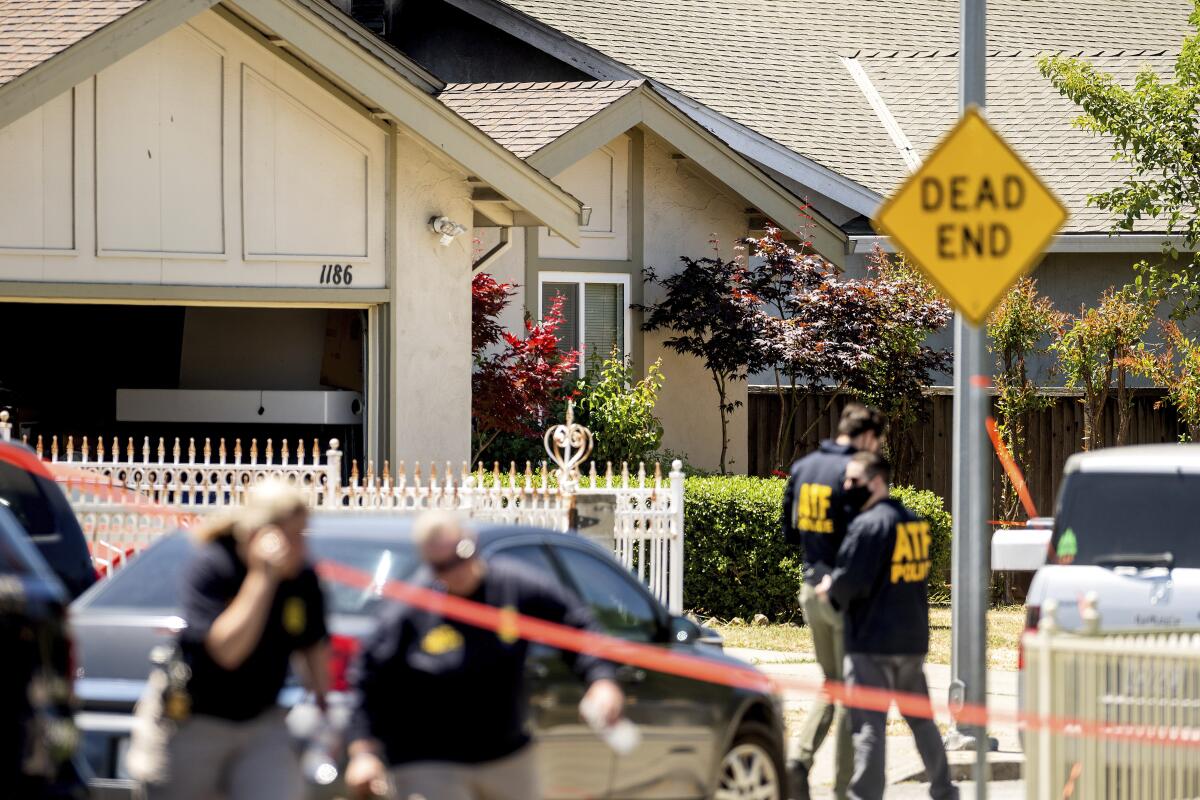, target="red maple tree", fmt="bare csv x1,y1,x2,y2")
472,273,579,463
